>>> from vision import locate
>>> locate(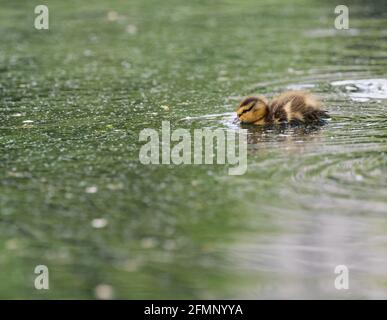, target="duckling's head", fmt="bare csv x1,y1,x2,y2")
236,95,269,124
